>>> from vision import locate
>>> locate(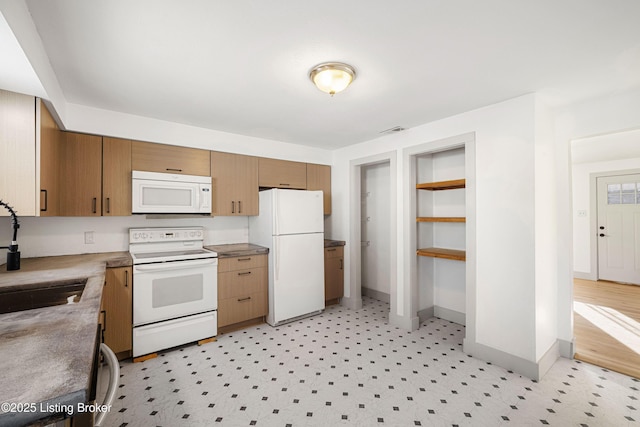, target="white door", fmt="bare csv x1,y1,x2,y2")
597,174,640,284
270,233,324,324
